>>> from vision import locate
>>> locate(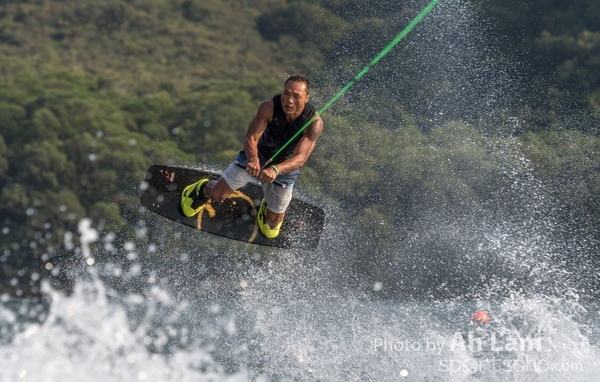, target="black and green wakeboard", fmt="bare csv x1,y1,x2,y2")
140,165,324,251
